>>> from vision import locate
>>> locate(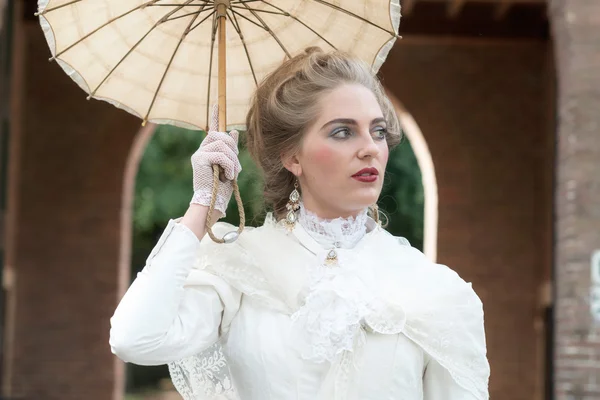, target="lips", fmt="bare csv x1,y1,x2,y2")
352,167,379,183
352,167,379,177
